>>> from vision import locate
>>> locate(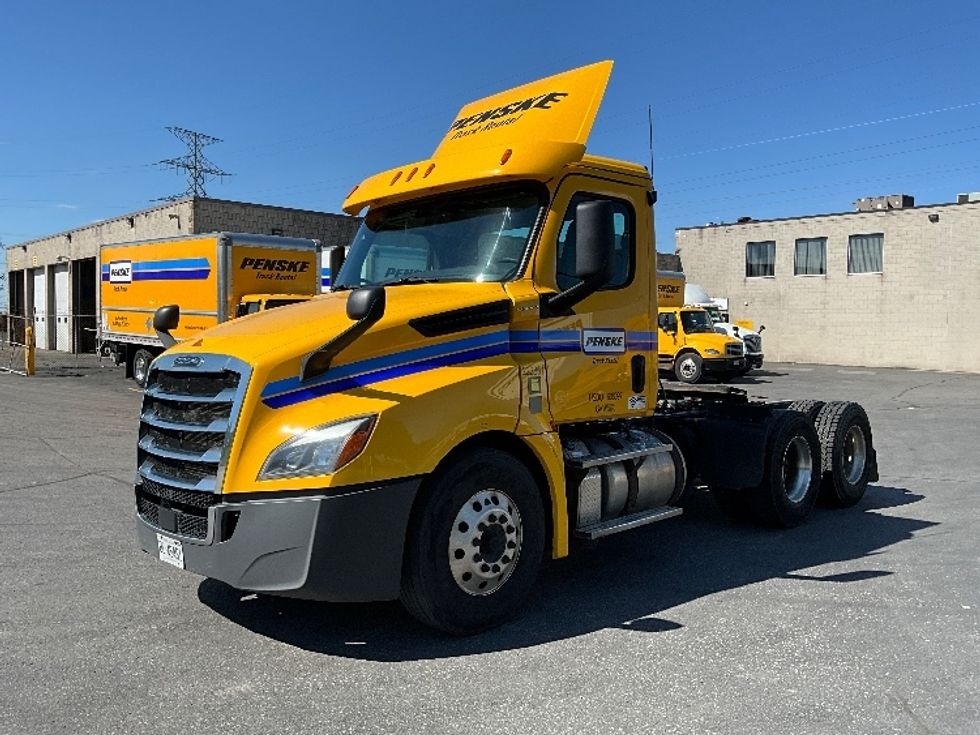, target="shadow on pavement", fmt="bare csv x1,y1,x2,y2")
199,484,931,661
